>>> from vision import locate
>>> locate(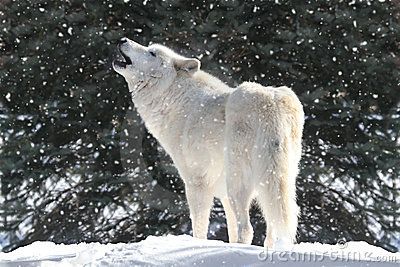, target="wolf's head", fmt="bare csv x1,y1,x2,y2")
113,38,200,92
